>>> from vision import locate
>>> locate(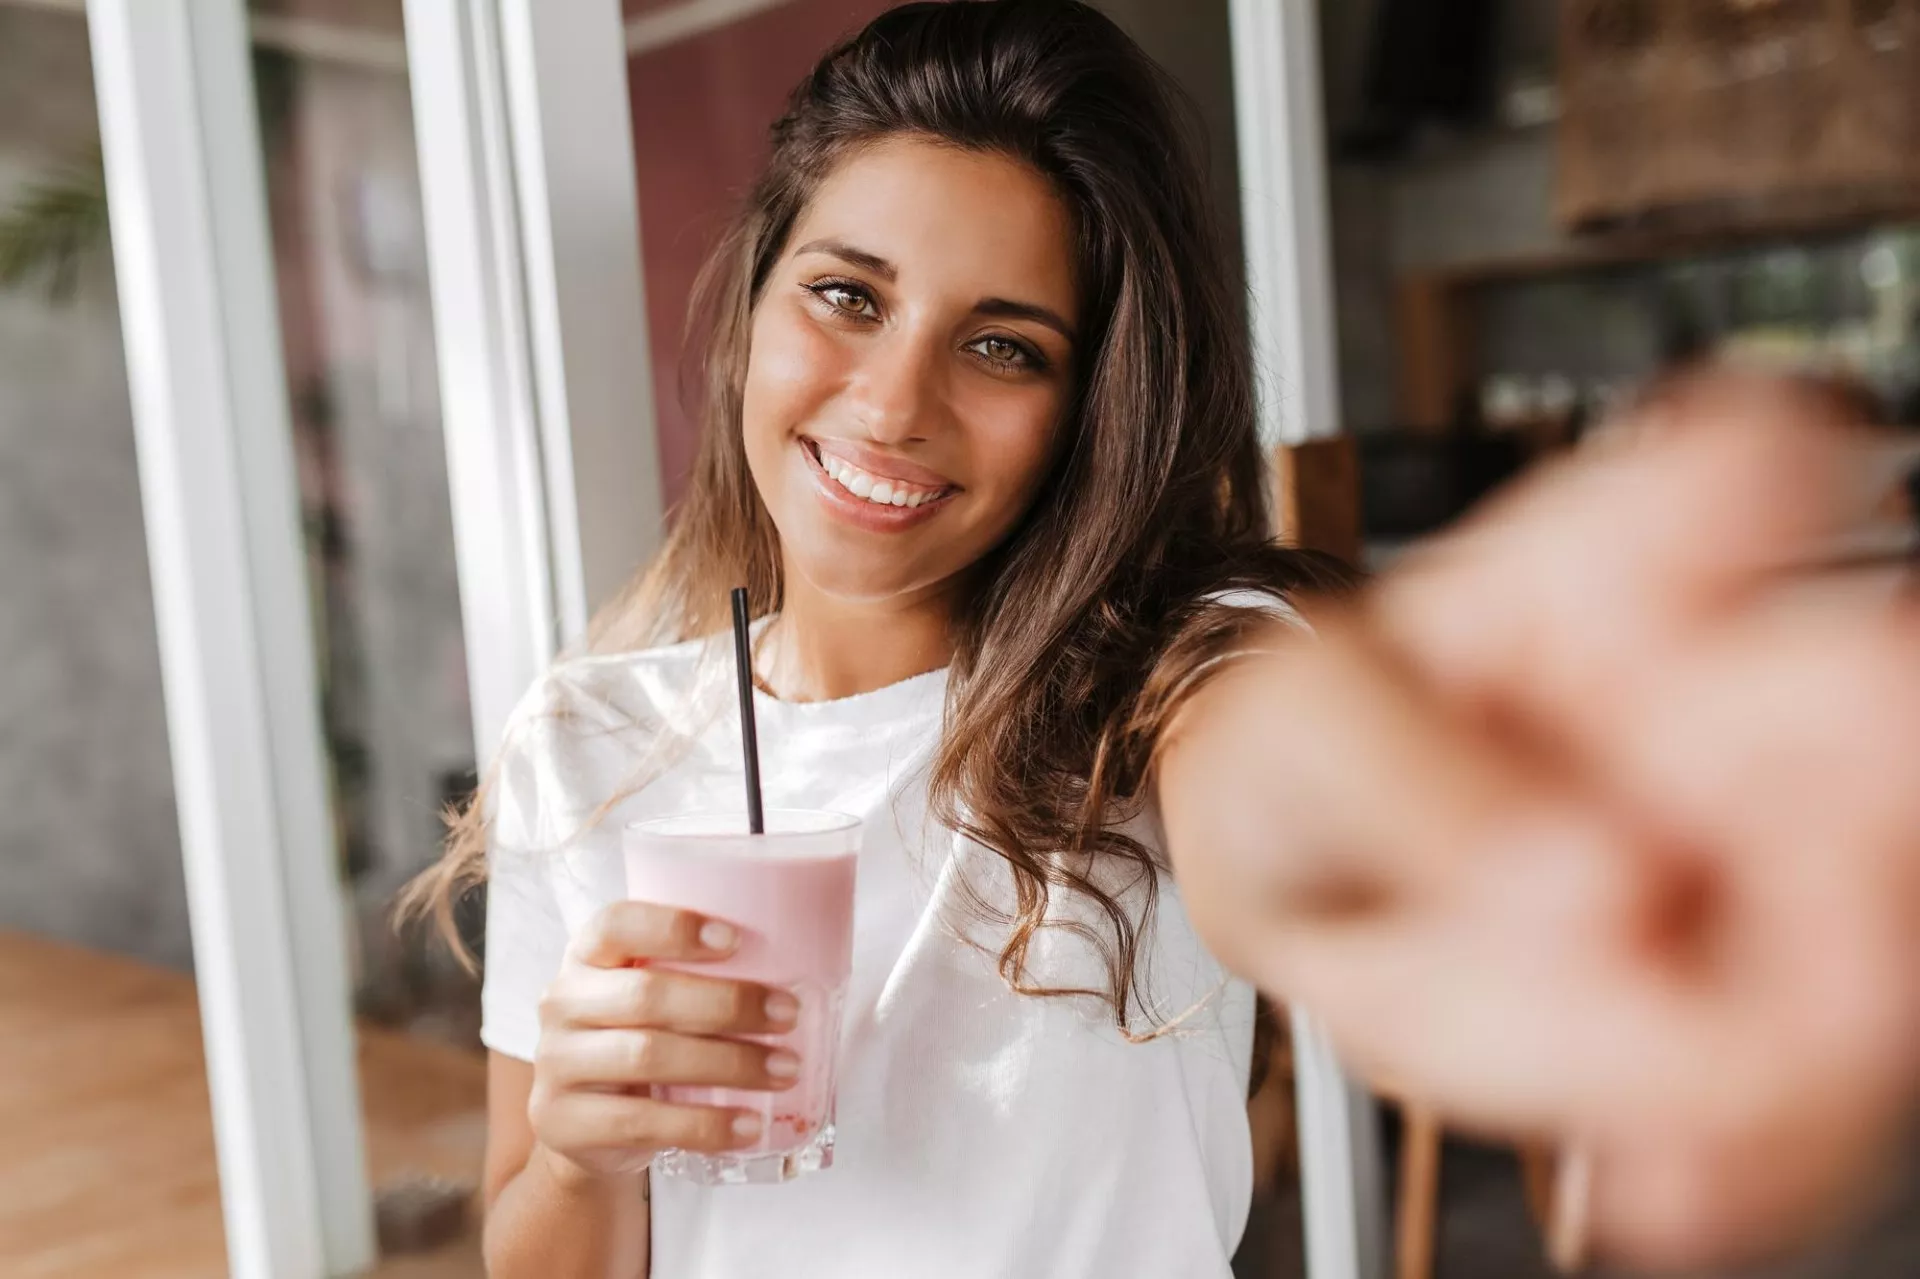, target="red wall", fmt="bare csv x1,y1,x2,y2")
628,0,897,507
